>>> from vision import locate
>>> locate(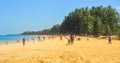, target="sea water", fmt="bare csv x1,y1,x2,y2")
0,34,40,43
